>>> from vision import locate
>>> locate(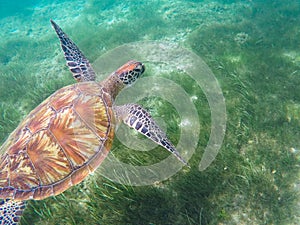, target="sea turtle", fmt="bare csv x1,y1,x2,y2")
0,20,188,224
